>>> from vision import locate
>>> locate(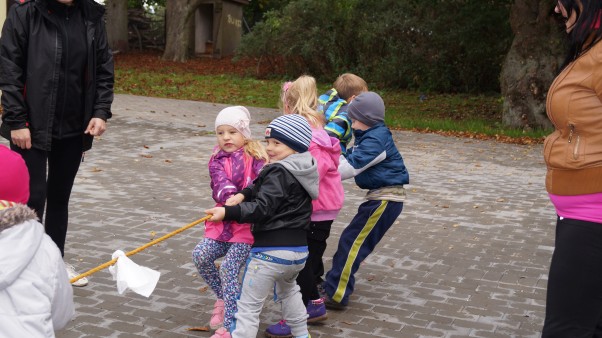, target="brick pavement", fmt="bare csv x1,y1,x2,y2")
3,94,555,337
